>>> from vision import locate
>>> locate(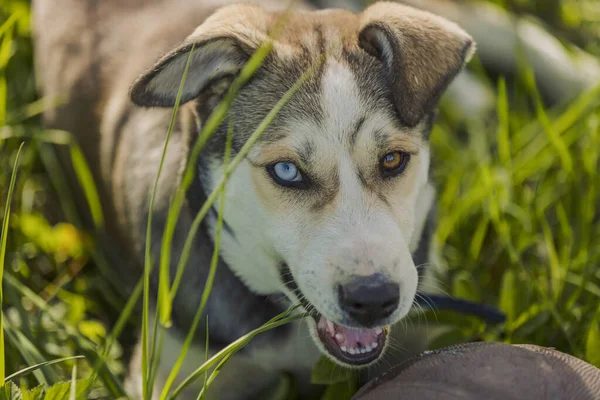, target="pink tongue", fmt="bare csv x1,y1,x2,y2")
337,325,378,347
318,316,379,348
